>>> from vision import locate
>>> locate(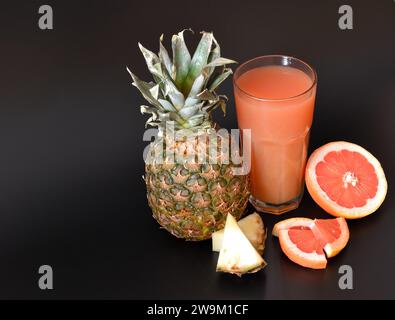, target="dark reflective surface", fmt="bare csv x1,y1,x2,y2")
0,0,394,299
